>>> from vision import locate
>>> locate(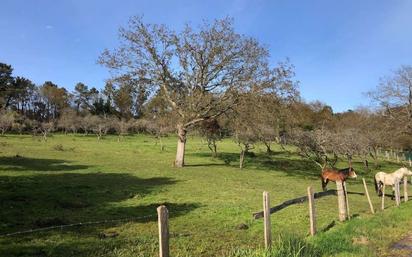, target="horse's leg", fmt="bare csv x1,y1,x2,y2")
391,186,395,200
321,177,326,191
378,182,383,197
322,179,329,191
378,182,383,196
